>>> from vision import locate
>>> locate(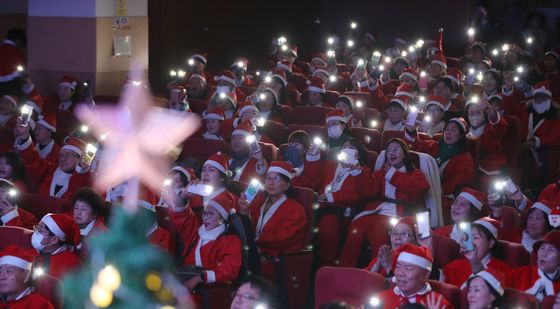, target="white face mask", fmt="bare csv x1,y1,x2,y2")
216,86,232,94
533,99,551,114
328,125,343,139
31,231,48,251
469,114,485,127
